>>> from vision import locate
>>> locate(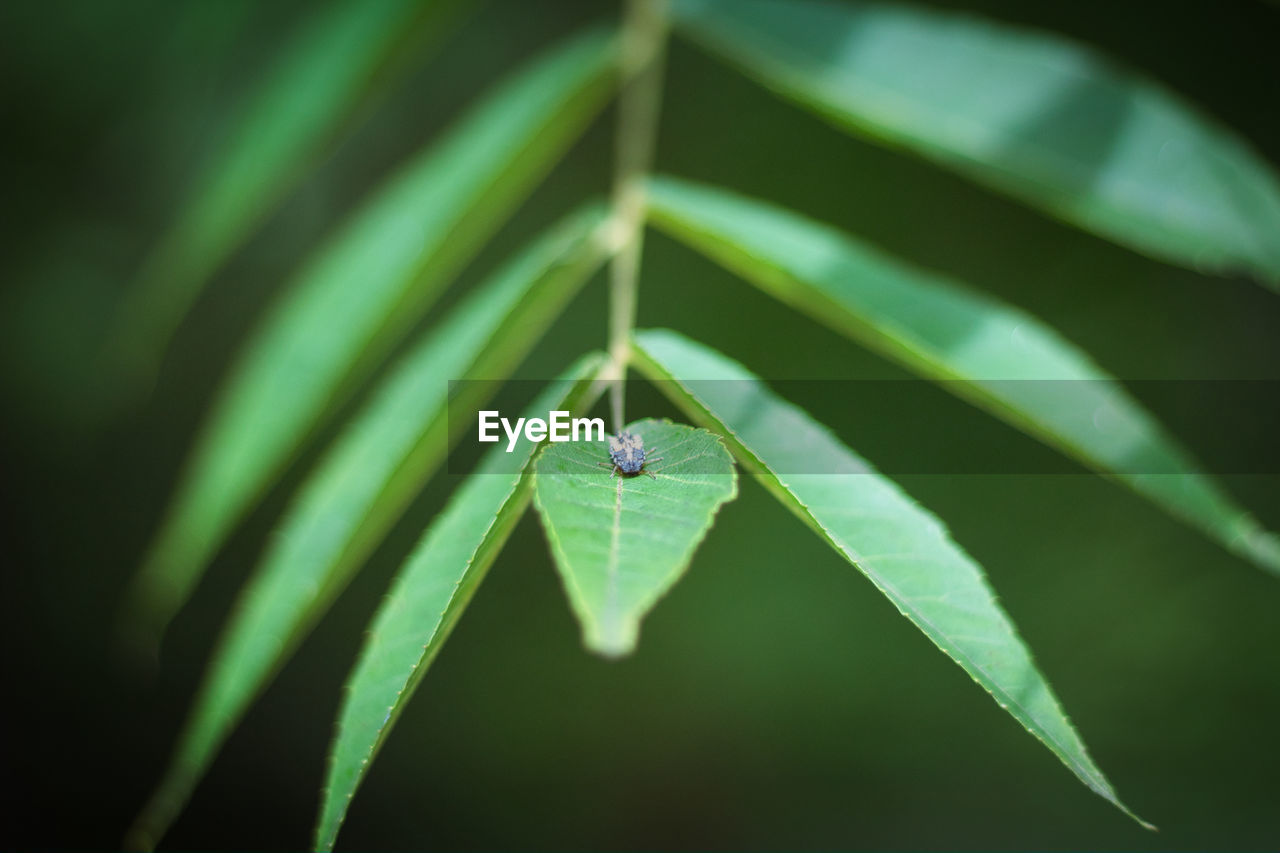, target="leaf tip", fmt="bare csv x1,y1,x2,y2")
121,827,155,853
123,787,175,853
1239,525,1280,578
1120,803,1158,833
586,622,639,660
